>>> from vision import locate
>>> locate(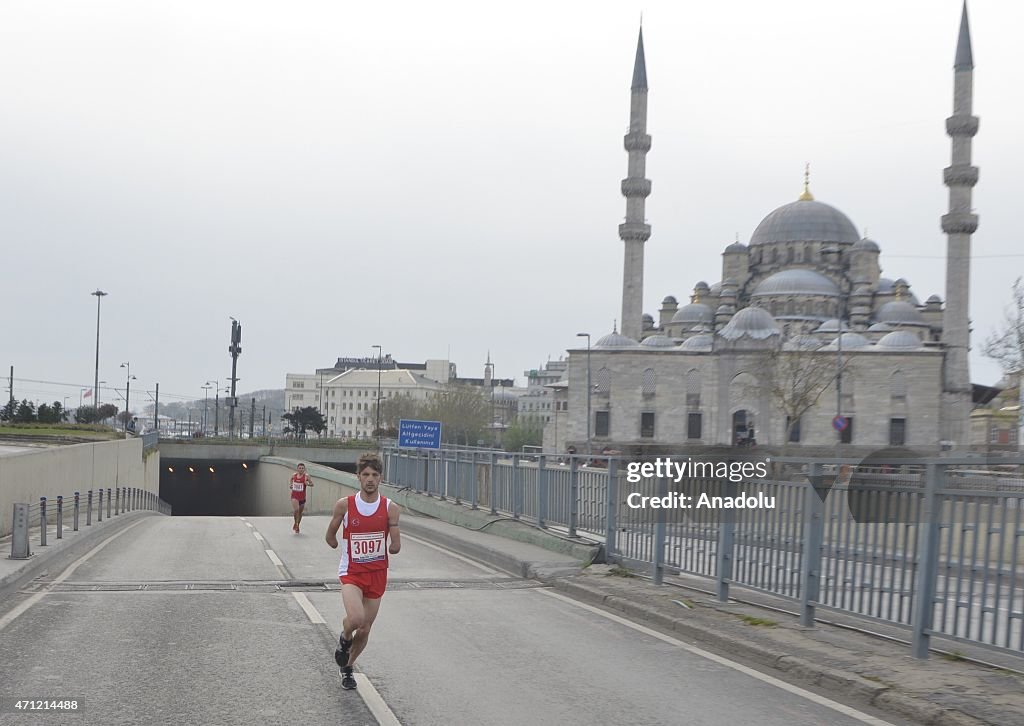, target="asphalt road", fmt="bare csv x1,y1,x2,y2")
0,515,904,725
